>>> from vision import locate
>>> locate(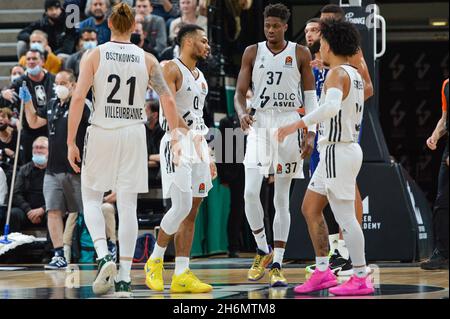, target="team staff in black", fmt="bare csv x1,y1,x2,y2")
19,69,91,270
